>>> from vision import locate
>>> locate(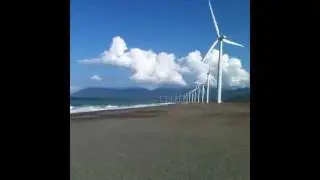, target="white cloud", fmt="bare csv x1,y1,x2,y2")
90,75,102,81
179,48,250,88
78,36,250,88
79,36,187,86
